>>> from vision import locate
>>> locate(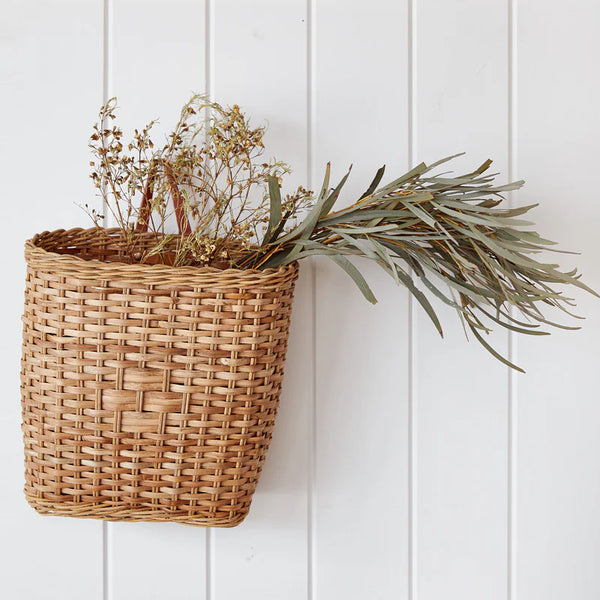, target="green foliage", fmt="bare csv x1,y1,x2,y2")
240,155,597,371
